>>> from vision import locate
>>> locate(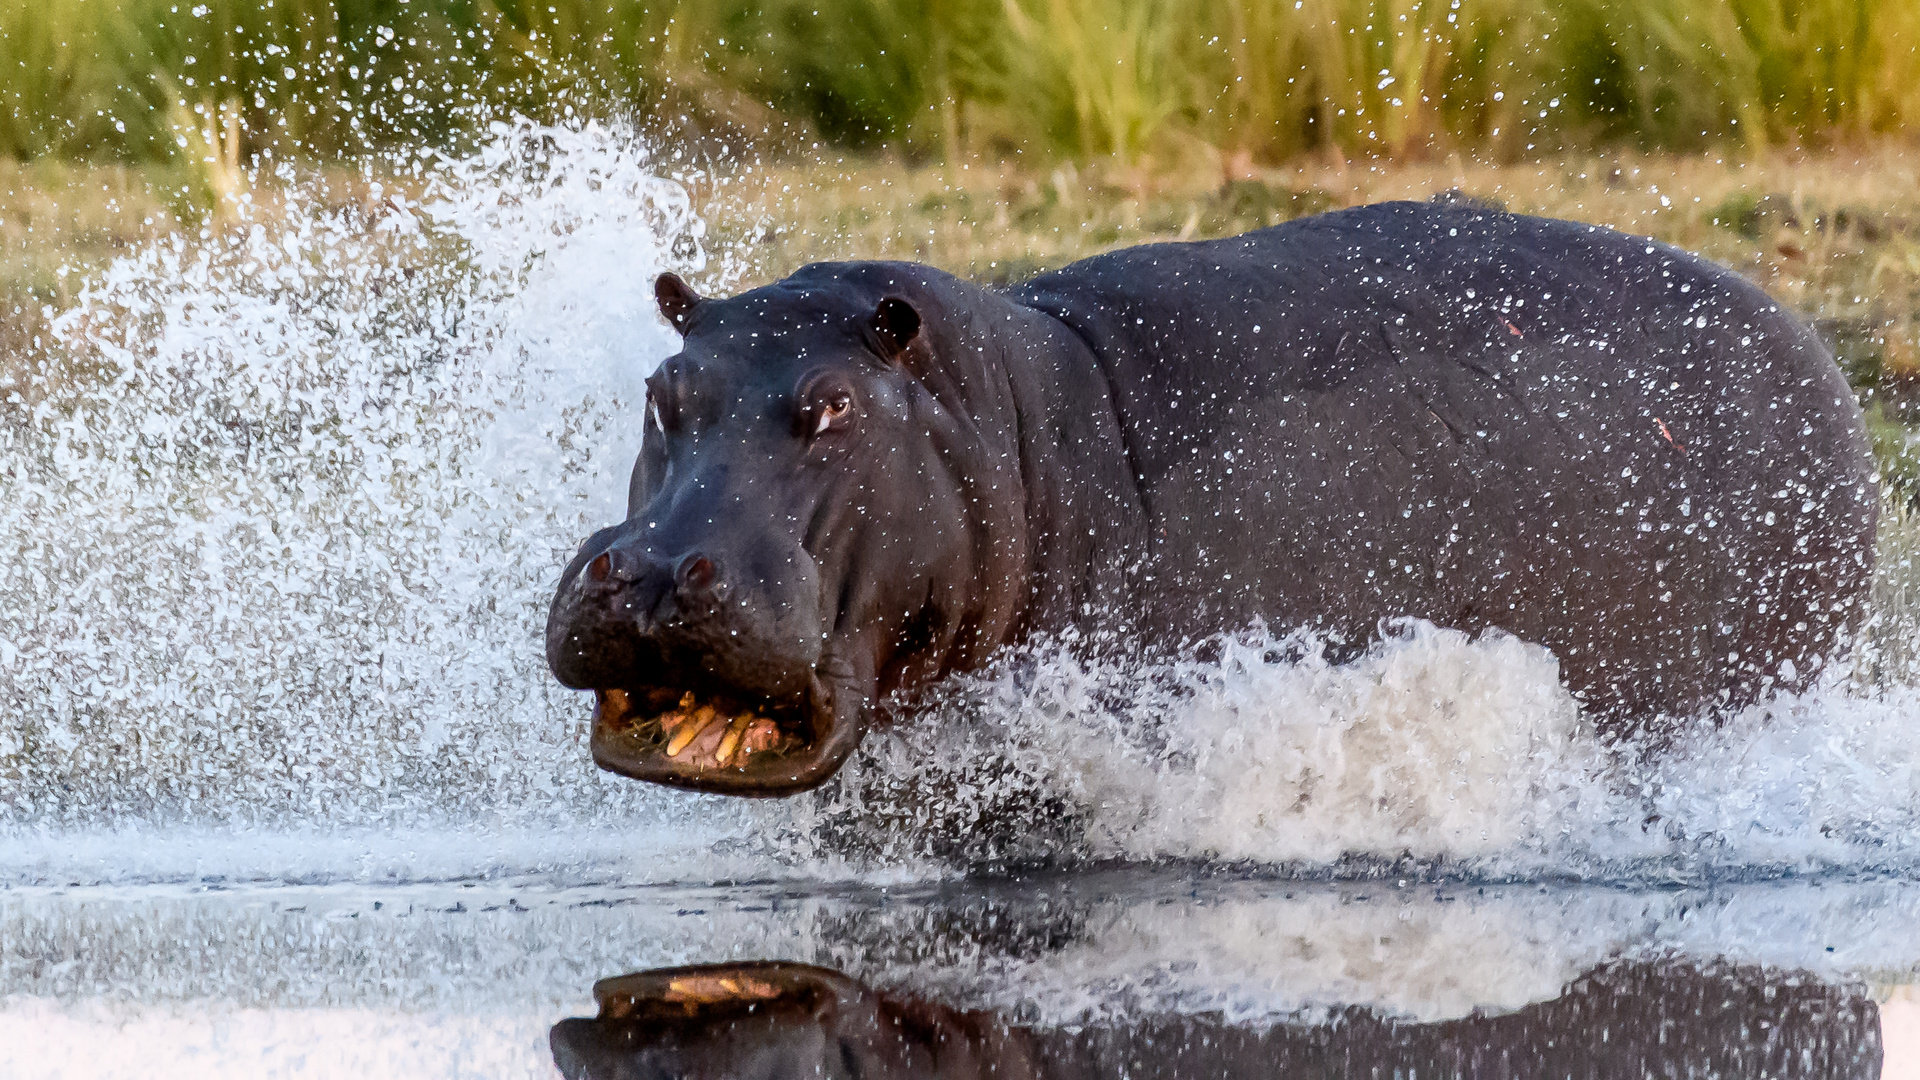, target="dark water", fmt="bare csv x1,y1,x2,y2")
557,959,1878,1080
